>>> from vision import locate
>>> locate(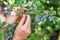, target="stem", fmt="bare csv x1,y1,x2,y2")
0,26,7,31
